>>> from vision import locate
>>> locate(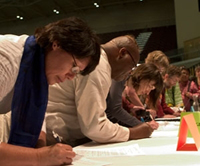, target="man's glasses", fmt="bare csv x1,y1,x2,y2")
71,54,80,74
126,50,137,67
110,40,137,68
